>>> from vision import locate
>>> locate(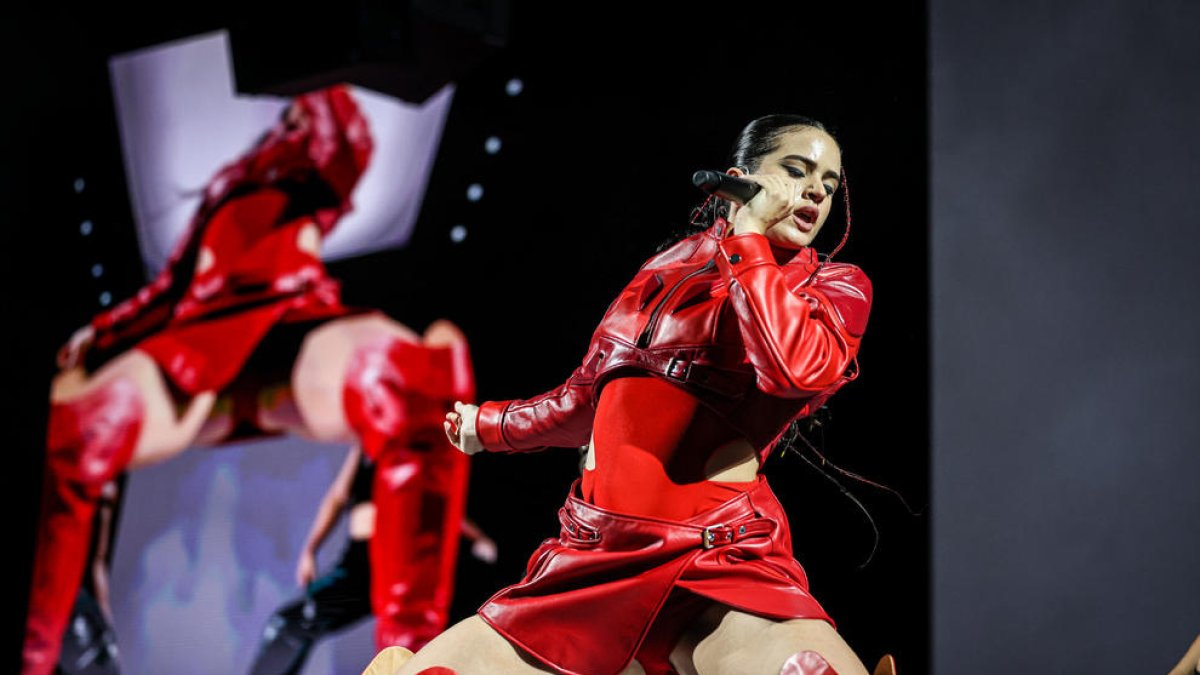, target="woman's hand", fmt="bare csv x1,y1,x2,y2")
728,174,800,237
470,536,499,564
57,324,95,370
444,401,483,455
295,548,318,587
